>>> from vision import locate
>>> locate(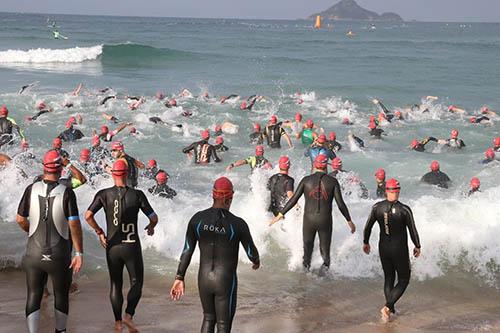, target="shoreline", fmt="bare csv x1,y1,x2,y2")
2,268,500,332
